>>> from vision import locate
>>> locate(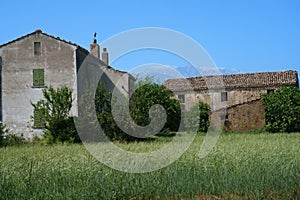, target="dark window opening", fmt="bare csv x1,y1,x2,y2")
33,69,45,87
247,111,251,117
221,114,229,121
178,94,185,103
267,89,274,94
221,92,228,102
34,42,41,55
